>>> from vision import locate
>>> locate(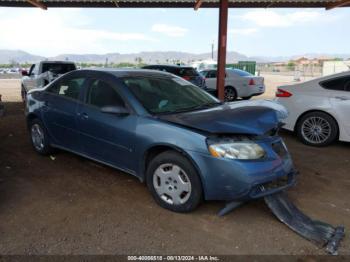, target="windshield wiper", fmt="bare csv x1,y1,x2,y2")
158,102,222,115
188,102,223,111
